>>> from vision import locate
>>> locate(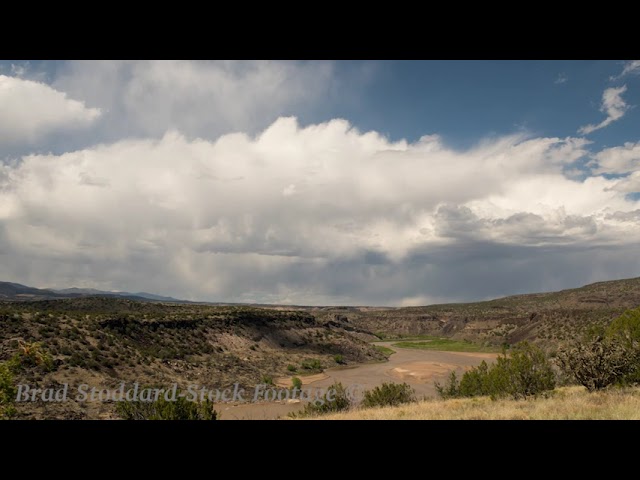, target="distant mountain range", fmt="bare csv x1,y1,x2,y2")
50,288,181,302
0,281,185,303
